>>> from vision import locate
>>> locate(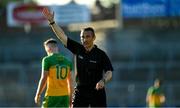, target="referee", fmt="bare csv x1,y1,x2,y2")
42,8,113,107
